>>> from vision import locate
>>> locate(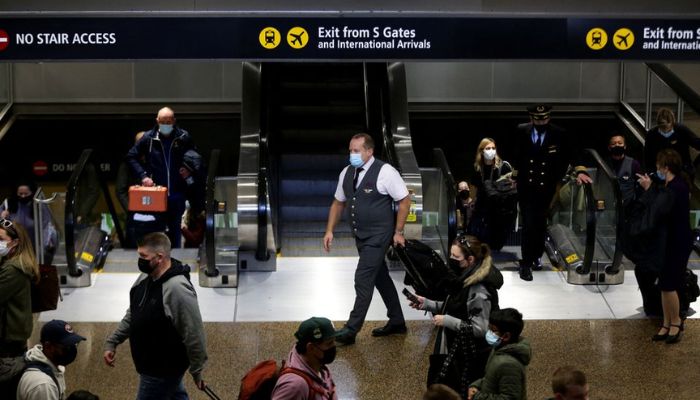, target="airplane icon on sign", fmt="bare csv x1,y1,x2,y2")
290,31,305,46
287,27,308,49
616,32,631,47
